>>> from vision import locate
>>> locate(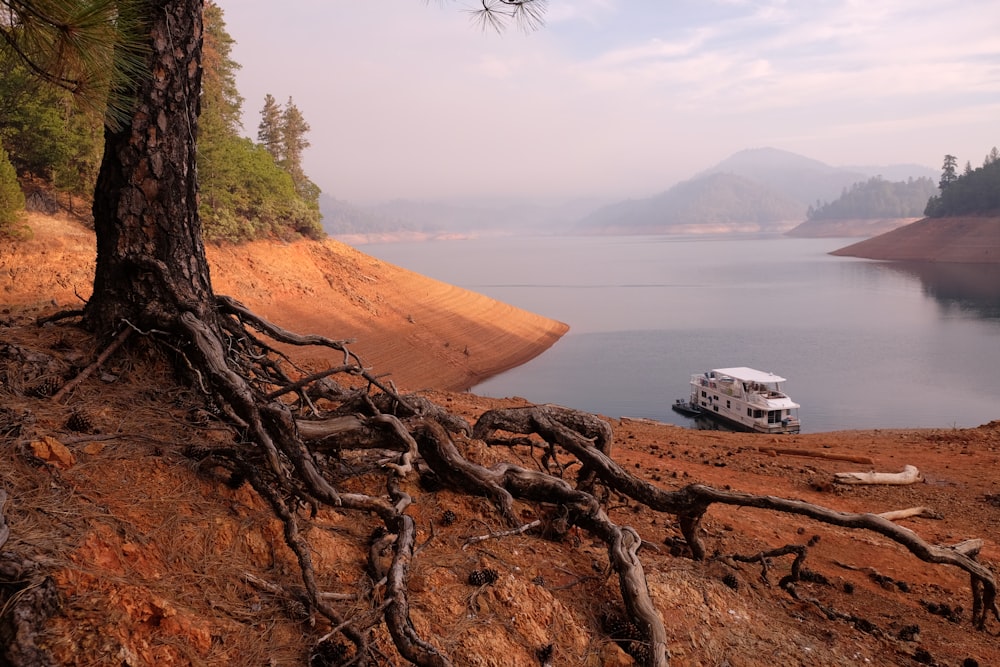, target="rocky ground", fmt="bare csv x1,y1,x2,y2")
2,214,999,666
